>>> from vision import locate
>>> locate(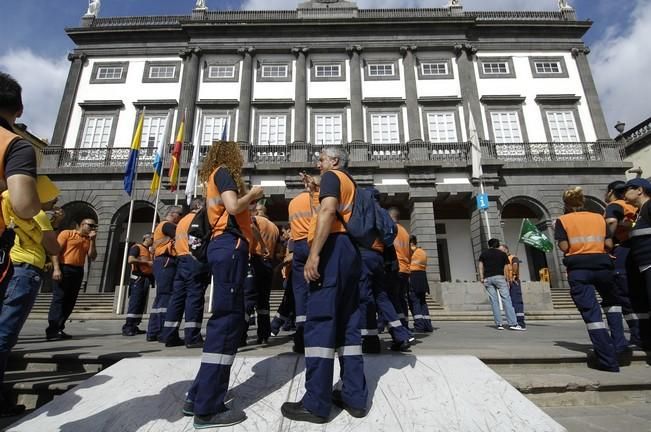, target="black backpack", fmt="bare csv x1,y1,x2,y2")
187,208,217,262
